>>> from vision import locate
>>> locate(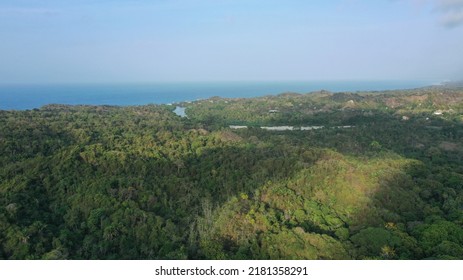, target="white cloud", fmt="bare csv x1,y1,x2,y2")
435,0,463,27
438,0,463,10
440,9,463,26
403,0,463,27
